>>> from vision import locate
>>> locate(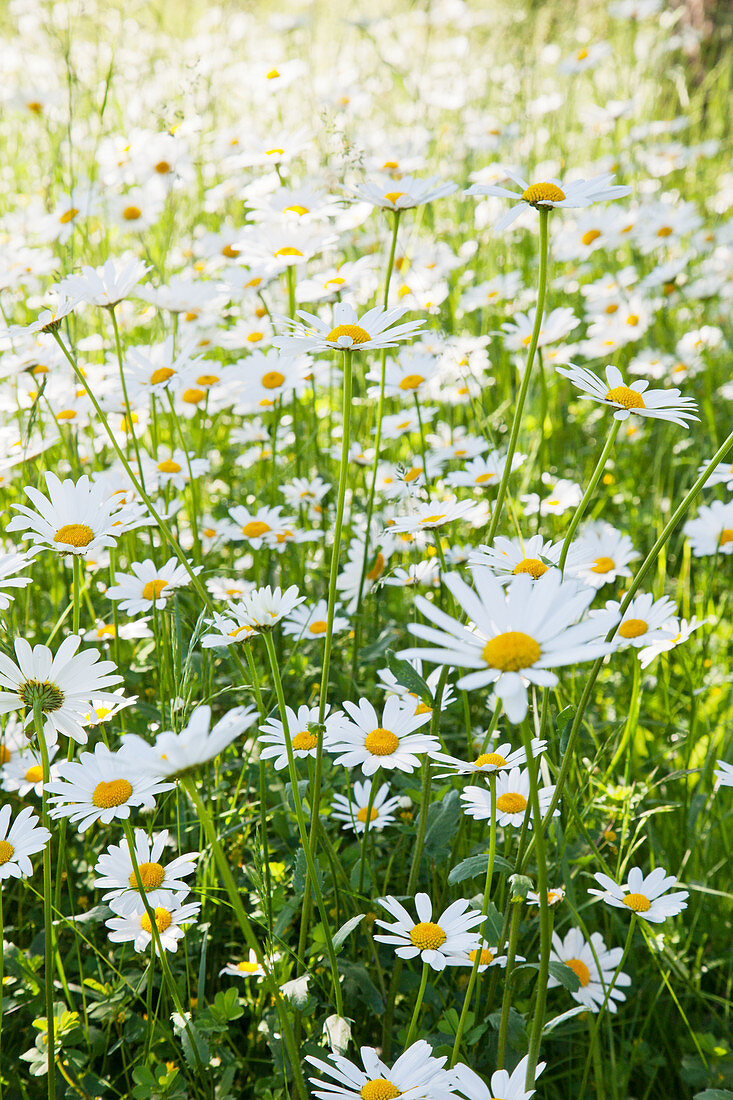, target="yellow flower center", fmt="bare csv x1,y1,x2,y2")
619,618,648,639
364,728,399,756
59,207,79,224
326,324,371,345
122,205,142,221
142,579,169,602
54,523,94,548
25,765,44,783
247,332,264,342
622,892,651,913
719,529,733,547
399,374,425,391
366,553,385,581
221,244,240,258
605,385,645,410
591,557,615,575
383,191,406,204
284,204,309,215
291,730,318,751
576,47,589,59
308,620,328,635
483,631,541,671
150,367,175,385
155,160,171,174
0,840,15,865
197,375,220,386
512,557,548,579
0,746,10,764
129,861,166,890
521,182,566,205
657,225,673,237
469,948,496,966
140,907,173,933
626,314,639,326
496,792,528,814
274,246,303,258
242,520,271,538
565,958,591,987
56,409,77,420
92,778,133,808
261,371,285,389
414,702,431,715
475,473,495,484
421,514,446,524
360,1082,401,1100
357,806,380,823
237,960,260,972
473,752,508,768
404,468,423,483
157,460,182,473
409,921,447,950
183,388,206,403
